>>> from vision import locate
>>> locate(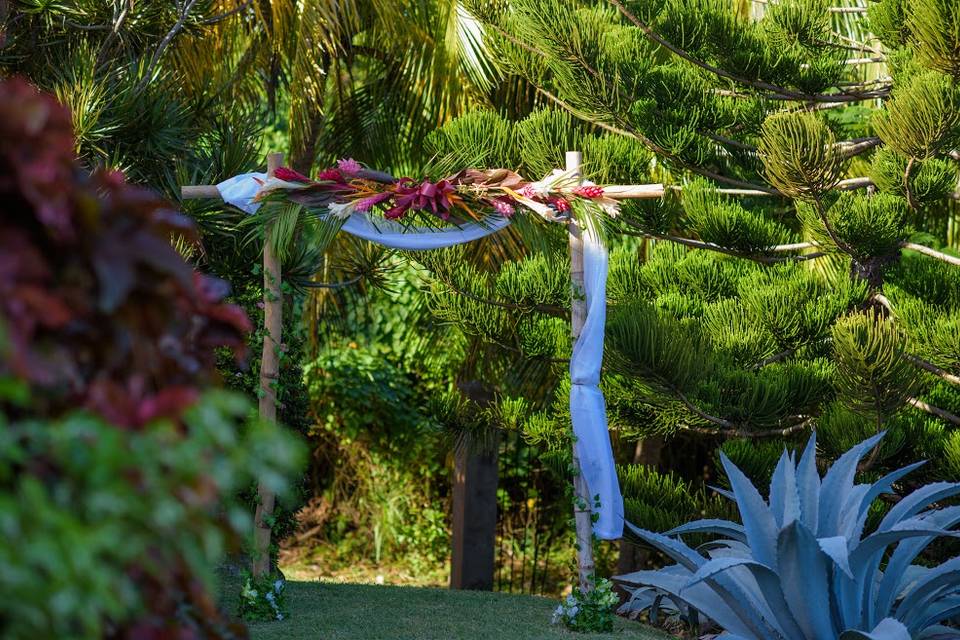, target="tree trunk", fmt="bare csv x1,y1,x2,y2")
450,380,498,590
567,151,596,591
252,151,284,579
616,436,664,581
